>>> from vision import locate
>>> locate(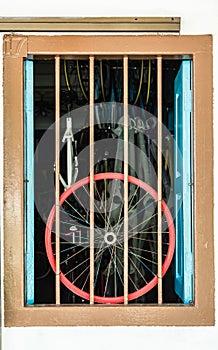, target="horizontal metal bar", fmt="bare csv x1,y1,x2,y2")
0,17,180,32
